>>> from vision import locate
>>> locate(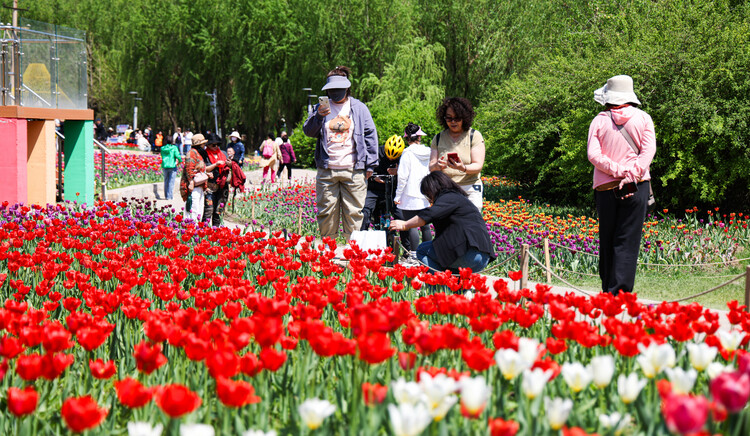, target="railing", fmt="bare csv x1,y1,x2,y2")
55,131,110,201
